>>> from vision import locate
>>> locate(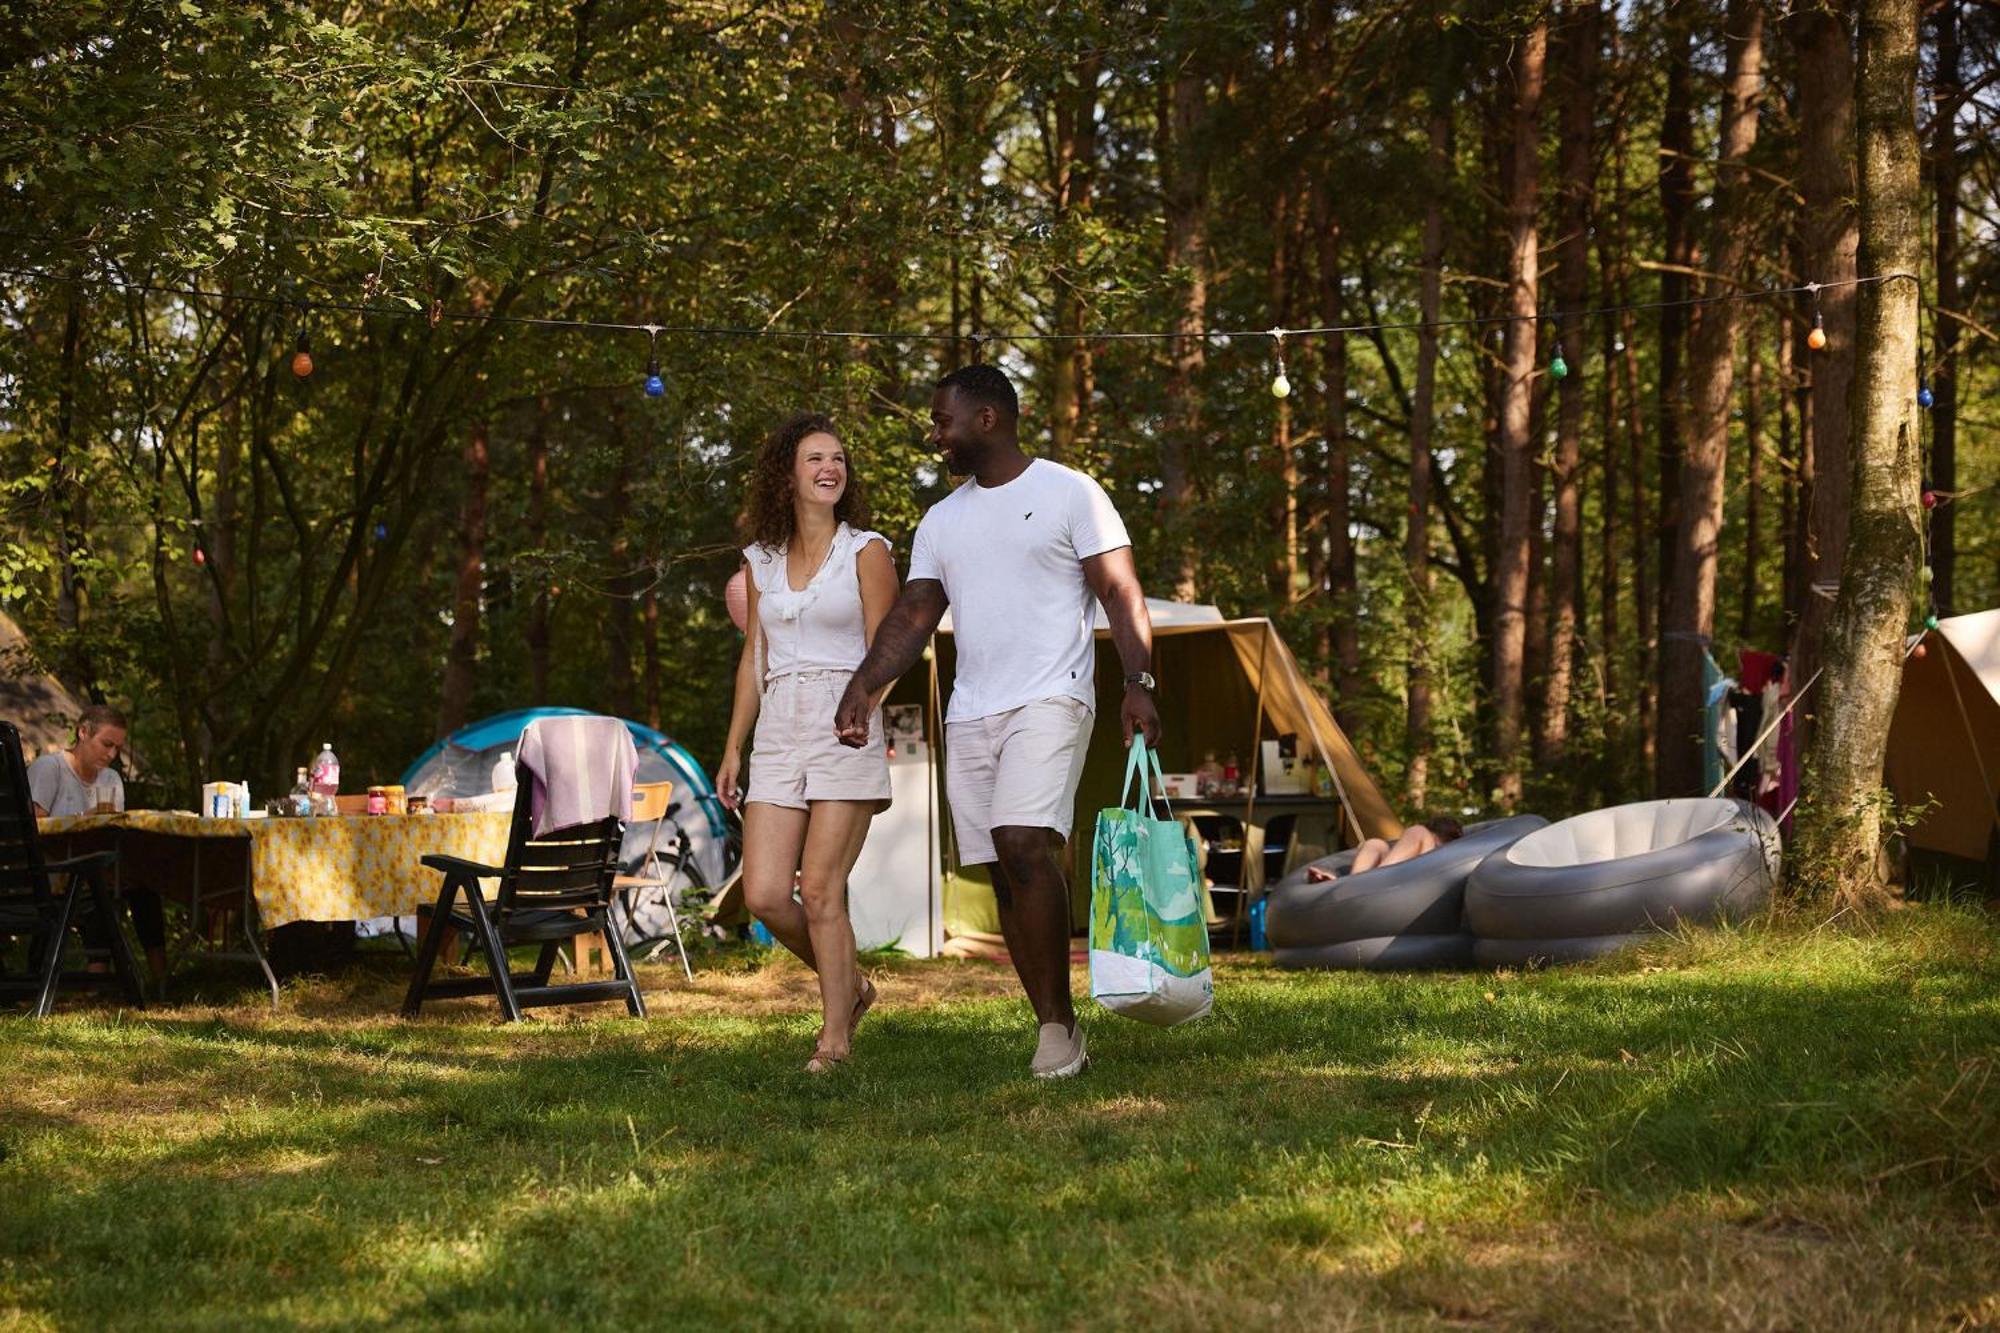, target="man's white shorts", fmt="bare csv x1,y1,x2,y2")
945,696,1094,867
